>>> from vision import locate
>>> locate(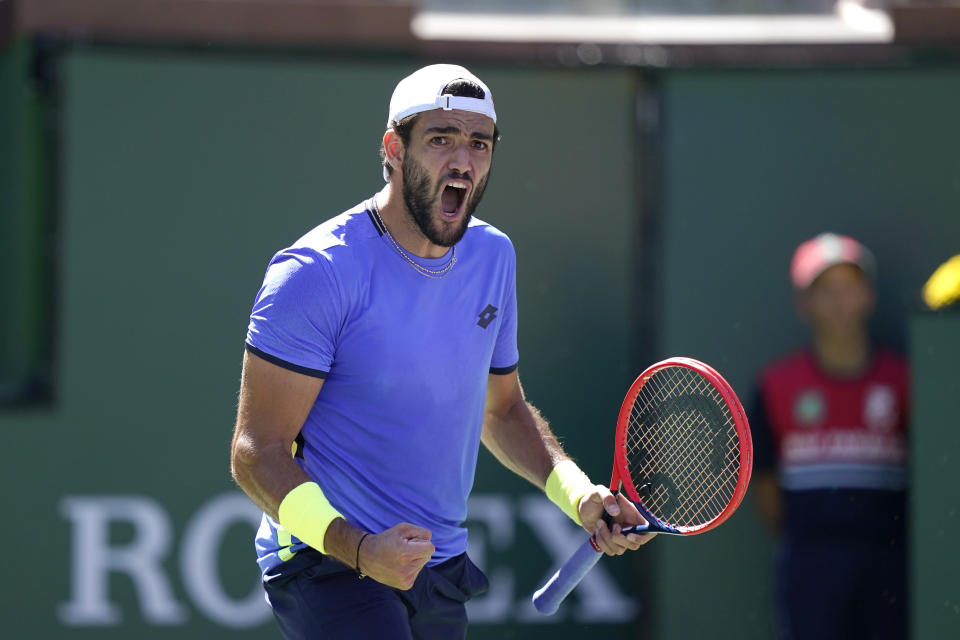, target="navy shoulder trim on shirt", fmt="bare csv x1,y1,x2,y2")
245,343,329,379
364,198,386,236
489,363,518,375
365,209,385,236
